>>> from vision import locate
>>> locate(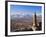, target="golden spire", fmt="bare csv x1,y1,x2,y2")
33,12,37,27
